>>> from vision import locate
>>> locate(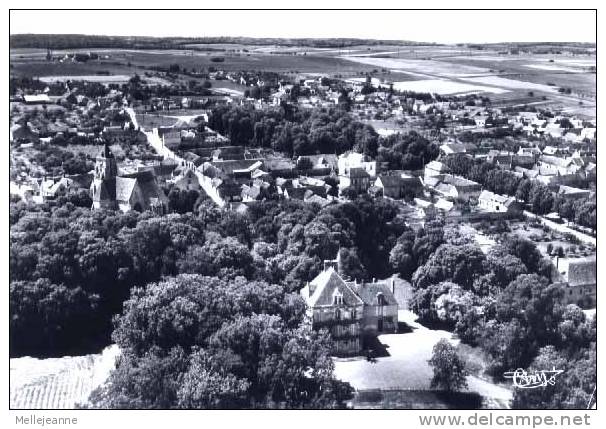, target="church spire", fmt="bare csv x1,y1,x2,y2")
103,141,113,158
95,142,118,180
